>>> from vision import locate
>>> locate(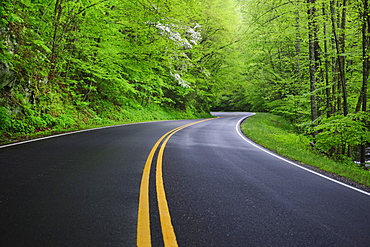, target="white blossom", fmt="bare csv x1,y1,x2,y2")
172,73,190,88
154,22,202,50
187,24,202,45
149,21,202,88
